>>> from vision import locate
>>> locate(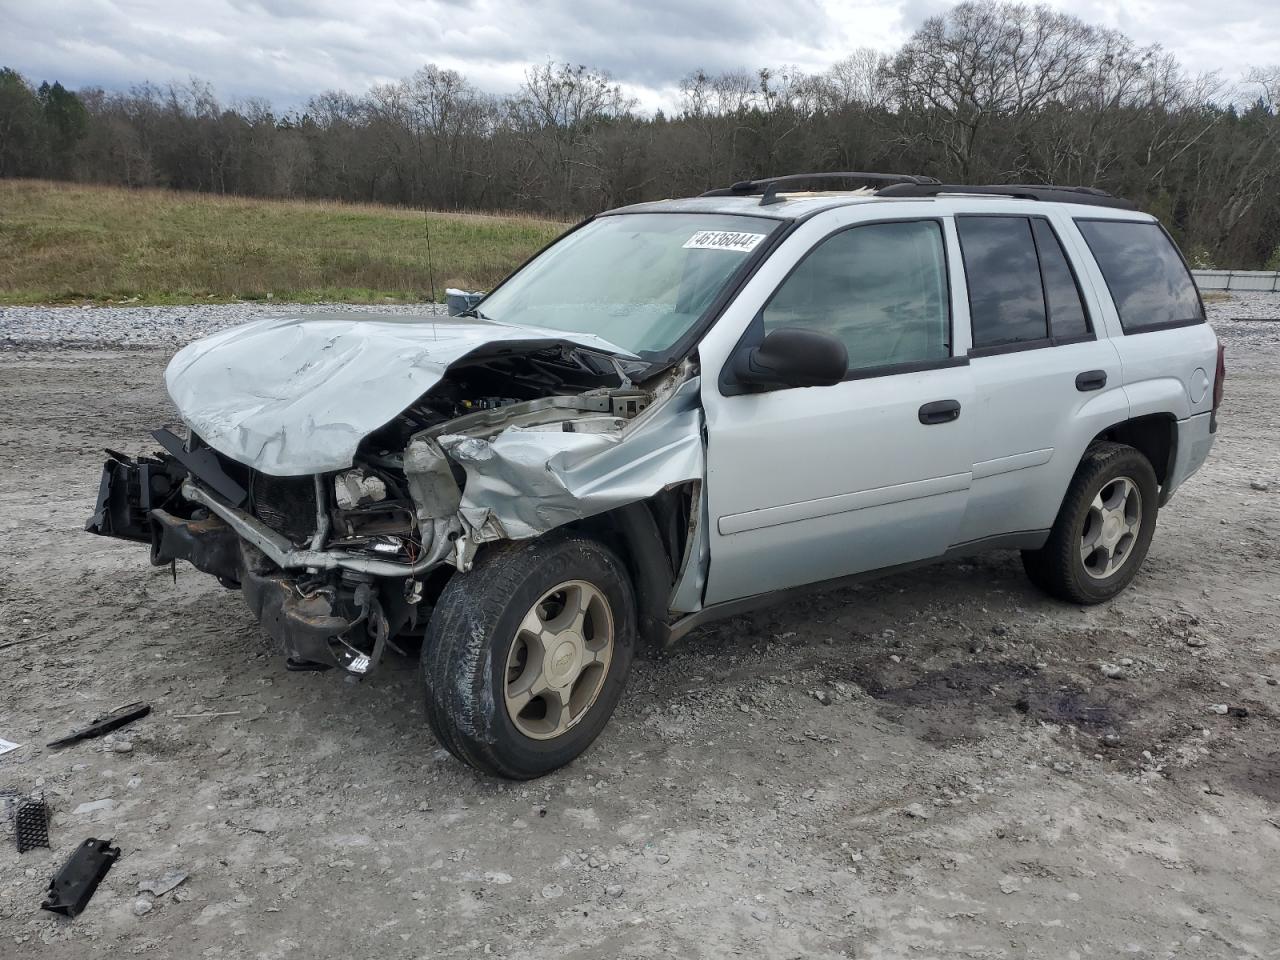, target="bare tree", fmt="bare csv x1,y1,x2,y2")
507,62,637,210
891,1,1101,177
